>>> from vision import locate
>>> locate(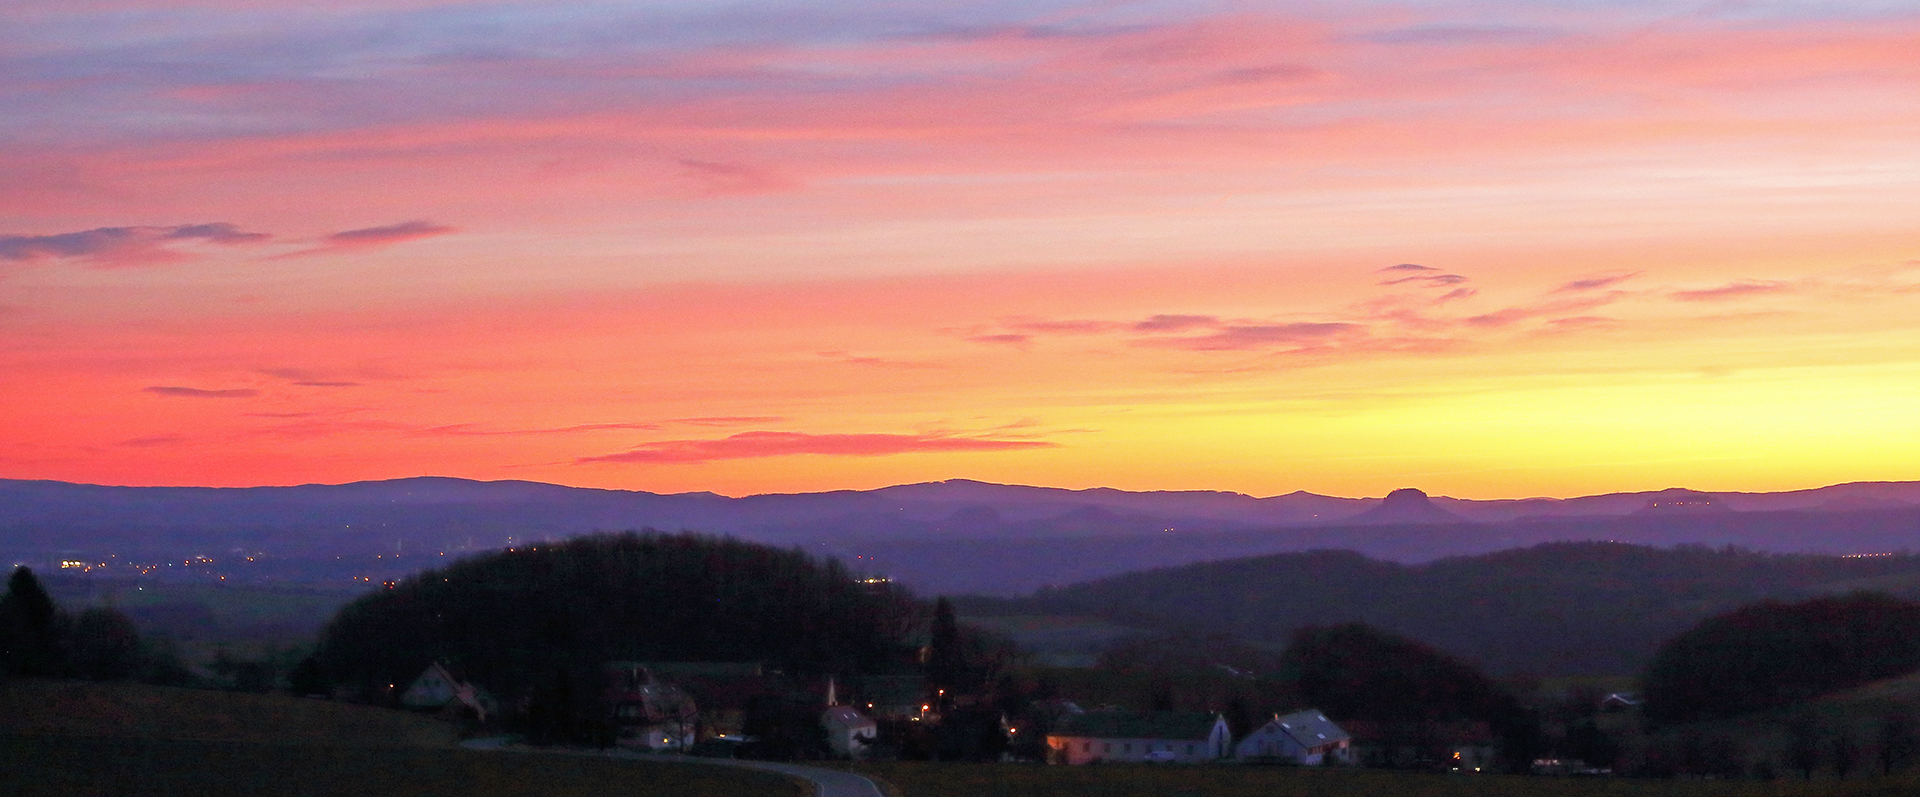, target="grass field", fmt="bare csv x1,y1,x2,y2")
0,680,803,797
843,761,1920,797
0,735,807,797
